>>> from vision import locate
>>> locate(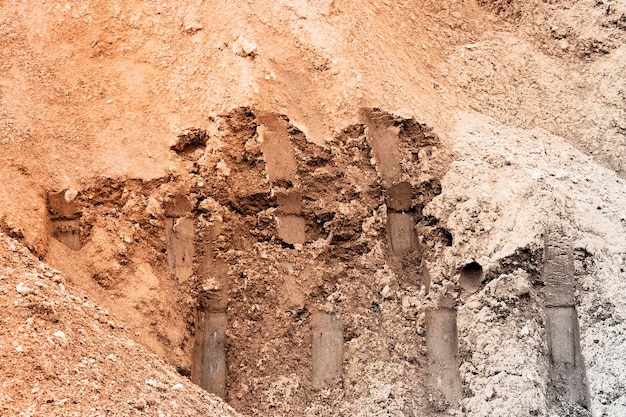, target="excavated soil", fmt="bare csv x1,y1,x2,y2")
1,1,626,416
